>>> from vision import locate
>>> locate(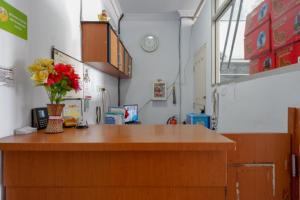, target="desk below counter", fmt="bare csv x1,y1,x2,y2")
0,125,235,200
